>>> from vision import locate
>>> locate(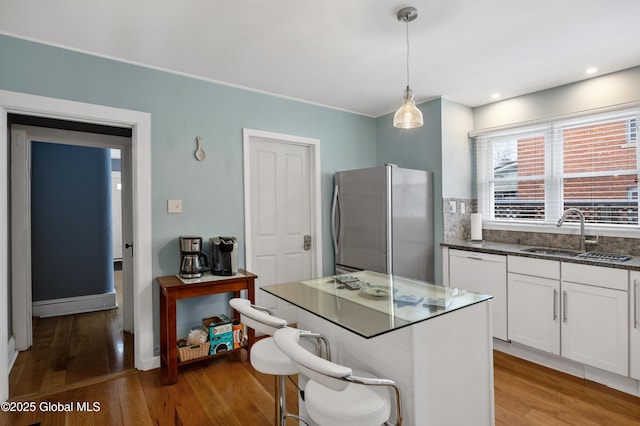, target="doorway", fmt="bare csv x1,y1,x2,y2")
242,129,322,323
0,90,154,402
8,124,133,397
